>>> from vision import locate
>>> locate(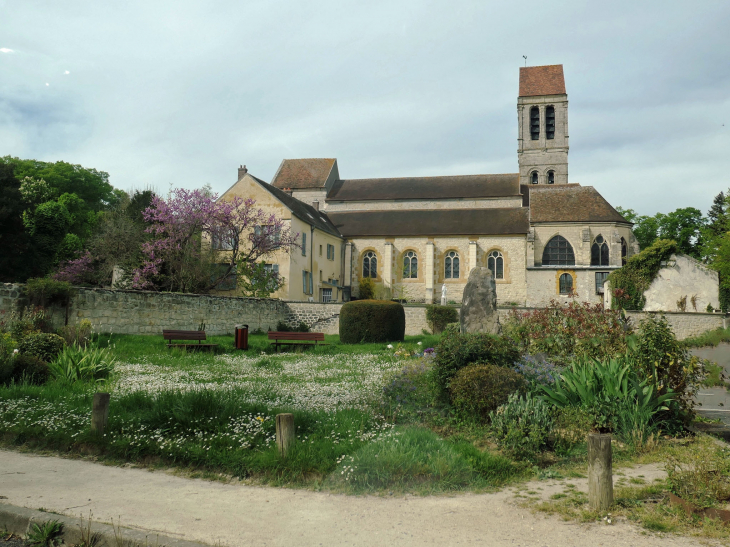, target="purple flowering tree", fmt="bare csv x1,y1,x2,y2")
53,250,95,284
131,188,296,293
